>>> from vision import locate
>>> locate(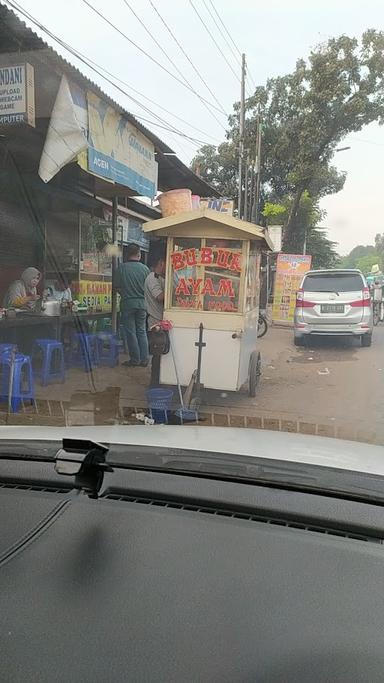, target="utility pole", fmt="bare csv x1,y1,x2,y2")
237,53,246,219
254,114,262,223
244,153,249,221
